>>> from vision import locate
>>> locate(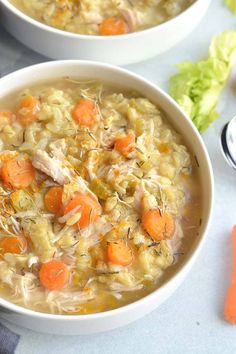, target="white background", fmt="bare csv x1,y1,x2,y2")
0,0,236,353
